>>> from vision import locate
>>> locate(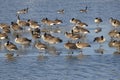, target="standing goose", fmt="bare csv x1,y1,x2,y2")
4,41,18,51
76,41,91,53
17,7,29,14
35,41,47,51
64,41,77,54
